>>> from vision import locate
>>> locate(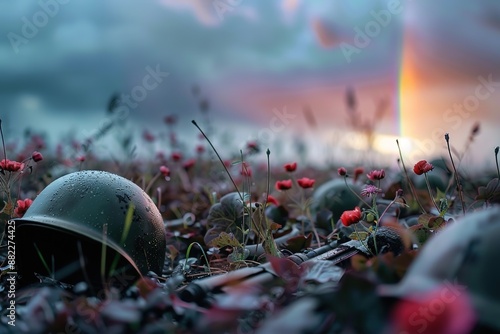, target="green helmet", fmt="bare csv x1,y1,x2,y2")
14,170,166,290
381,207,500,331
311,179,361,230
